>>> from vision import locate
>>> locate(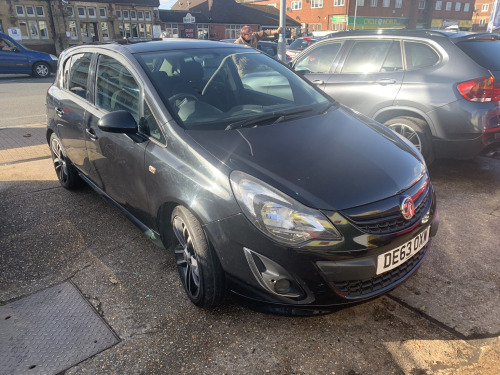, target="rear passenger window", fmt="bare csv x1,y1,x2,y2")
342,40,393,73
404,42,440,70
295,42,343,74
65,53,92,98
95,55,140,124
